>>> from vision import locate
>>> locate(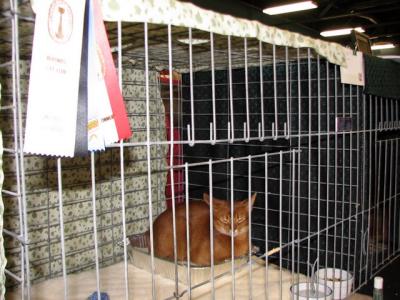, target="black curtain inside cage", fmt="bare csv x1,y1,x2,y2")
180,58,372,278
181,61,291,198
